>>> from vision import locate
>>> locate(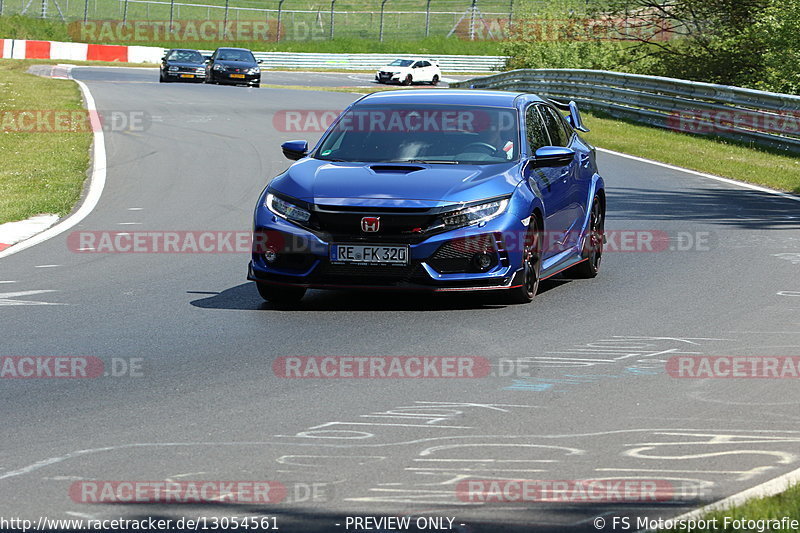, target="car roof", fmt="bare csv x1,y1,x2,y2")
356,89,543,108
215,47,252,52
168,48,201,52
